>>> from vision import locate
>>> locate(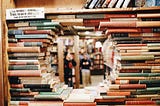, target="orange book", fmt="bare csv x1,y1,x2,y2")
99,21,136,28
137,21,160,27
137,13,160,18
107,91,131,96
106,28,141,34
8,47,40,53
